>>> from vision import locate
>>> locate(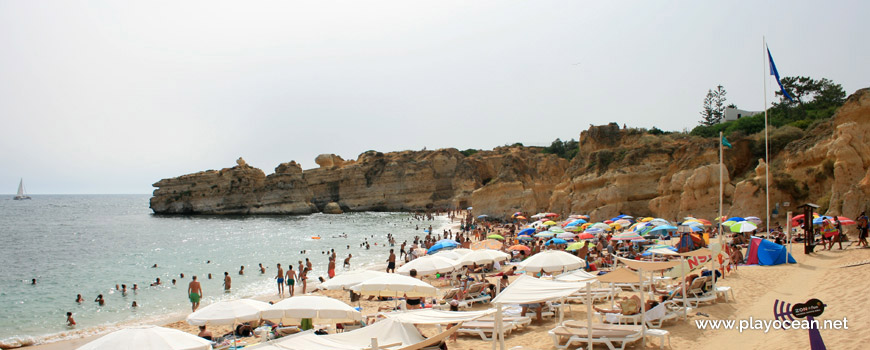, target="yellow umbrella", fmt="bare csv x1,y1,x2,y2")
641,217,654,222
543,220,557,226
